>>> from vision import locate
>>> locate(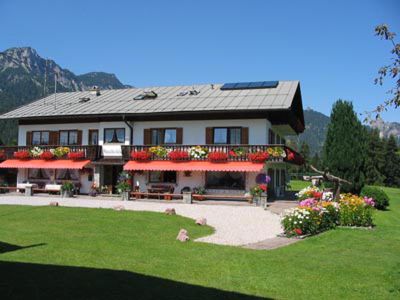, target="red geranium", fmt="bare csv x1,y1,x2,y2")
294,228,302,235
312,191,323,199
229,150,237,157
259,184,268,192
131,150,151,161
14,150,30,160
248,151,269,163
67,151,85,160
40,151,54,160
208,151,228,162
286,149,295,161
168,150,189,161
